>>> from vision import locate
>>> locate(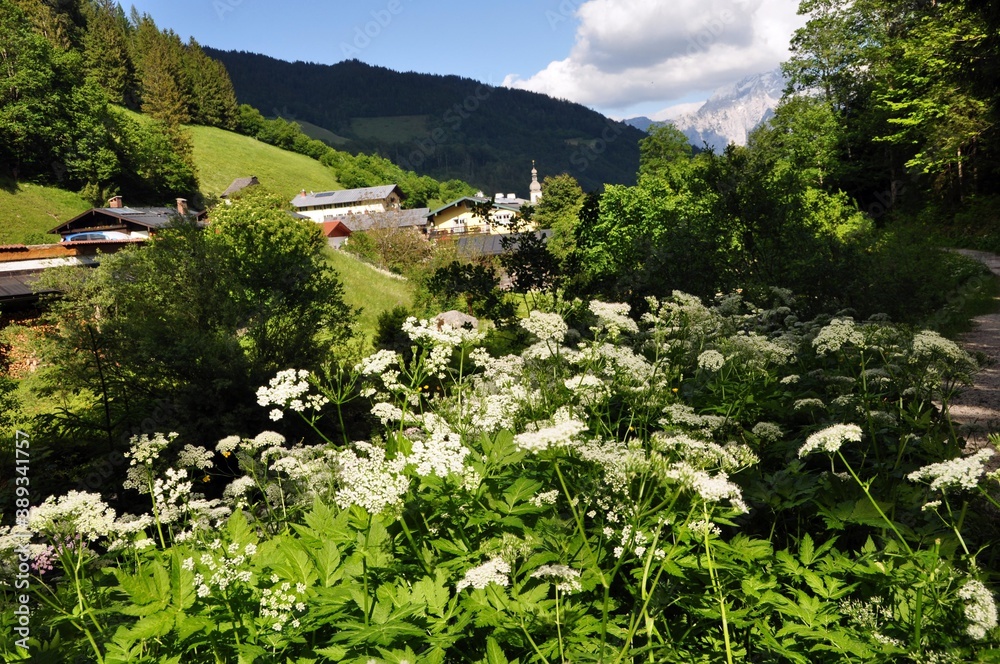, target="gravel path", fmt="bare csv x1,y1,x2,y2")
946,249,1000,447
